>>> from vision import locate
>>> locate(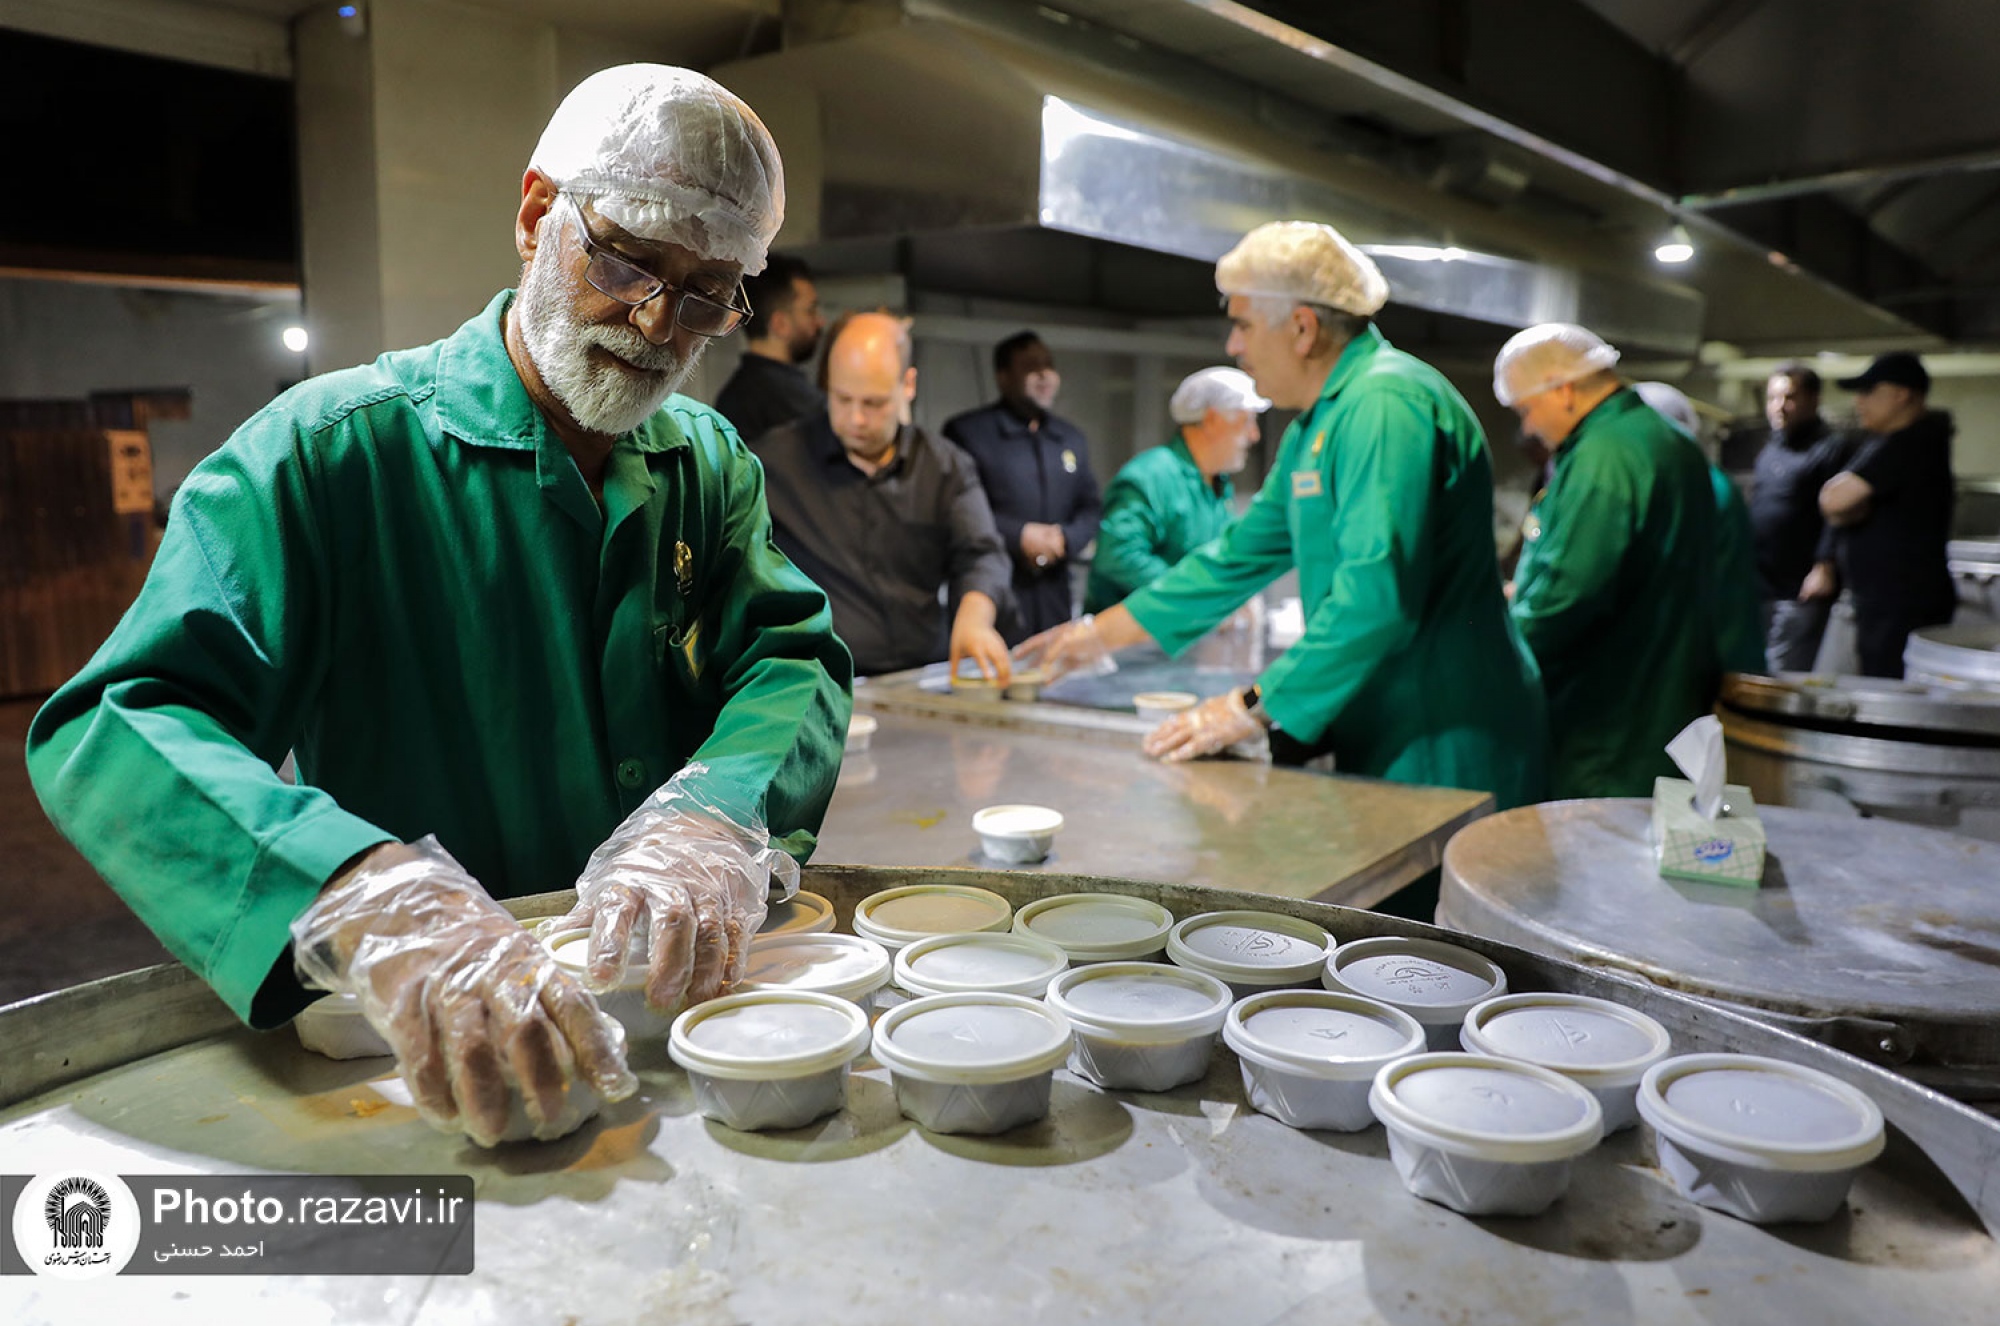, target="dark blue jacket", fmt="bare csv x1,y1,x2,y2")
942,401,1102,641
